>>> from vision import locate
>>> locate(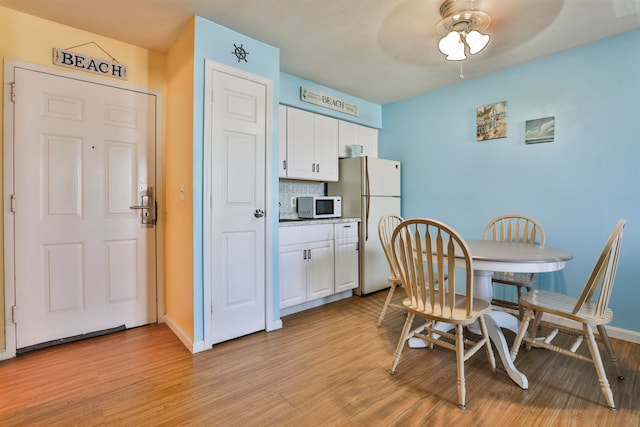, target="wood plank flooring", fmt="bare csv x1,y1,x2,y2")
1,290,638,426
